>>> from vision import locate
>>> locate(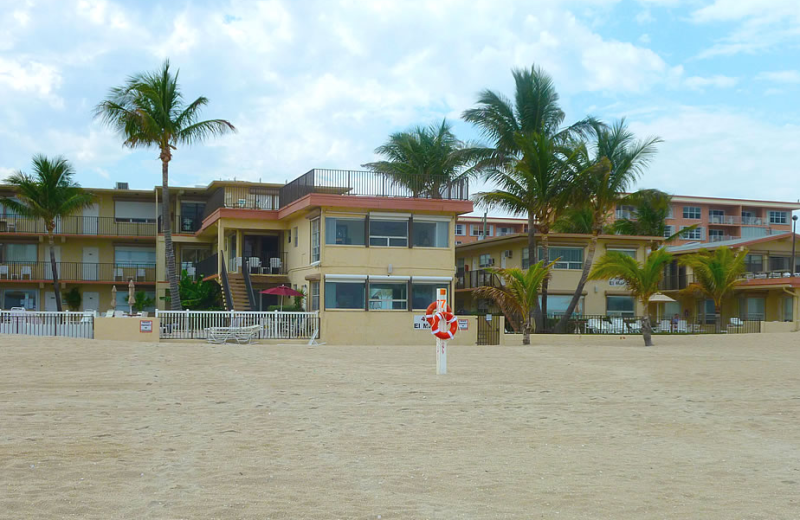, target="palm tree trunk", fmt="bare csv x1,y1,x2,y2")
715,305,721,334
161,156,182,311
522,319,531,345
527,213,543,332
48,232,62,312
540,232,550,332
642,313,653,346
555,232,597,332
